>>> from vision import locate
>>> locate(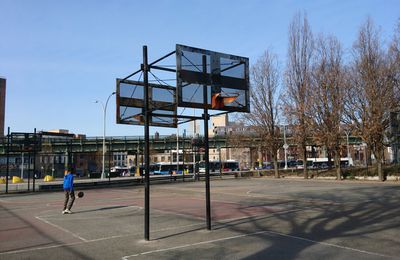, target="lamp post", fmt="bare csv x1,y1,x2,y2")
345,129,351,166
283,125,288,170
96,91,116,179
